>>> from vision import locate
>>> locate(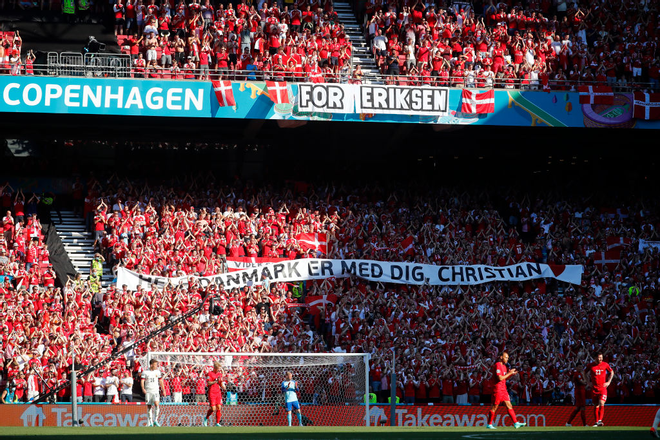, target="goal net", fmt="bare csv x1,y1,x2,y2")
138,352,372,427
